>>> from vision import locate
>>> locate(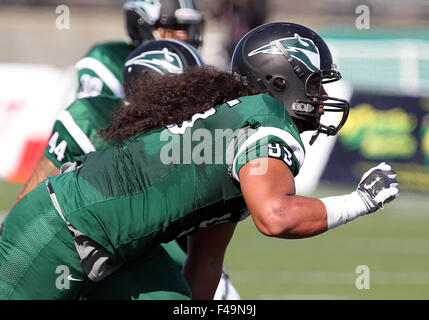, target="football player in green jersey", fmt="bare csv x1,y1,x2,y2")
13,0,205,263
12,1,238,299
1,22,399,300
11,37,237,300
9,39,203,300
14,0,205,205
76,0,204,99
